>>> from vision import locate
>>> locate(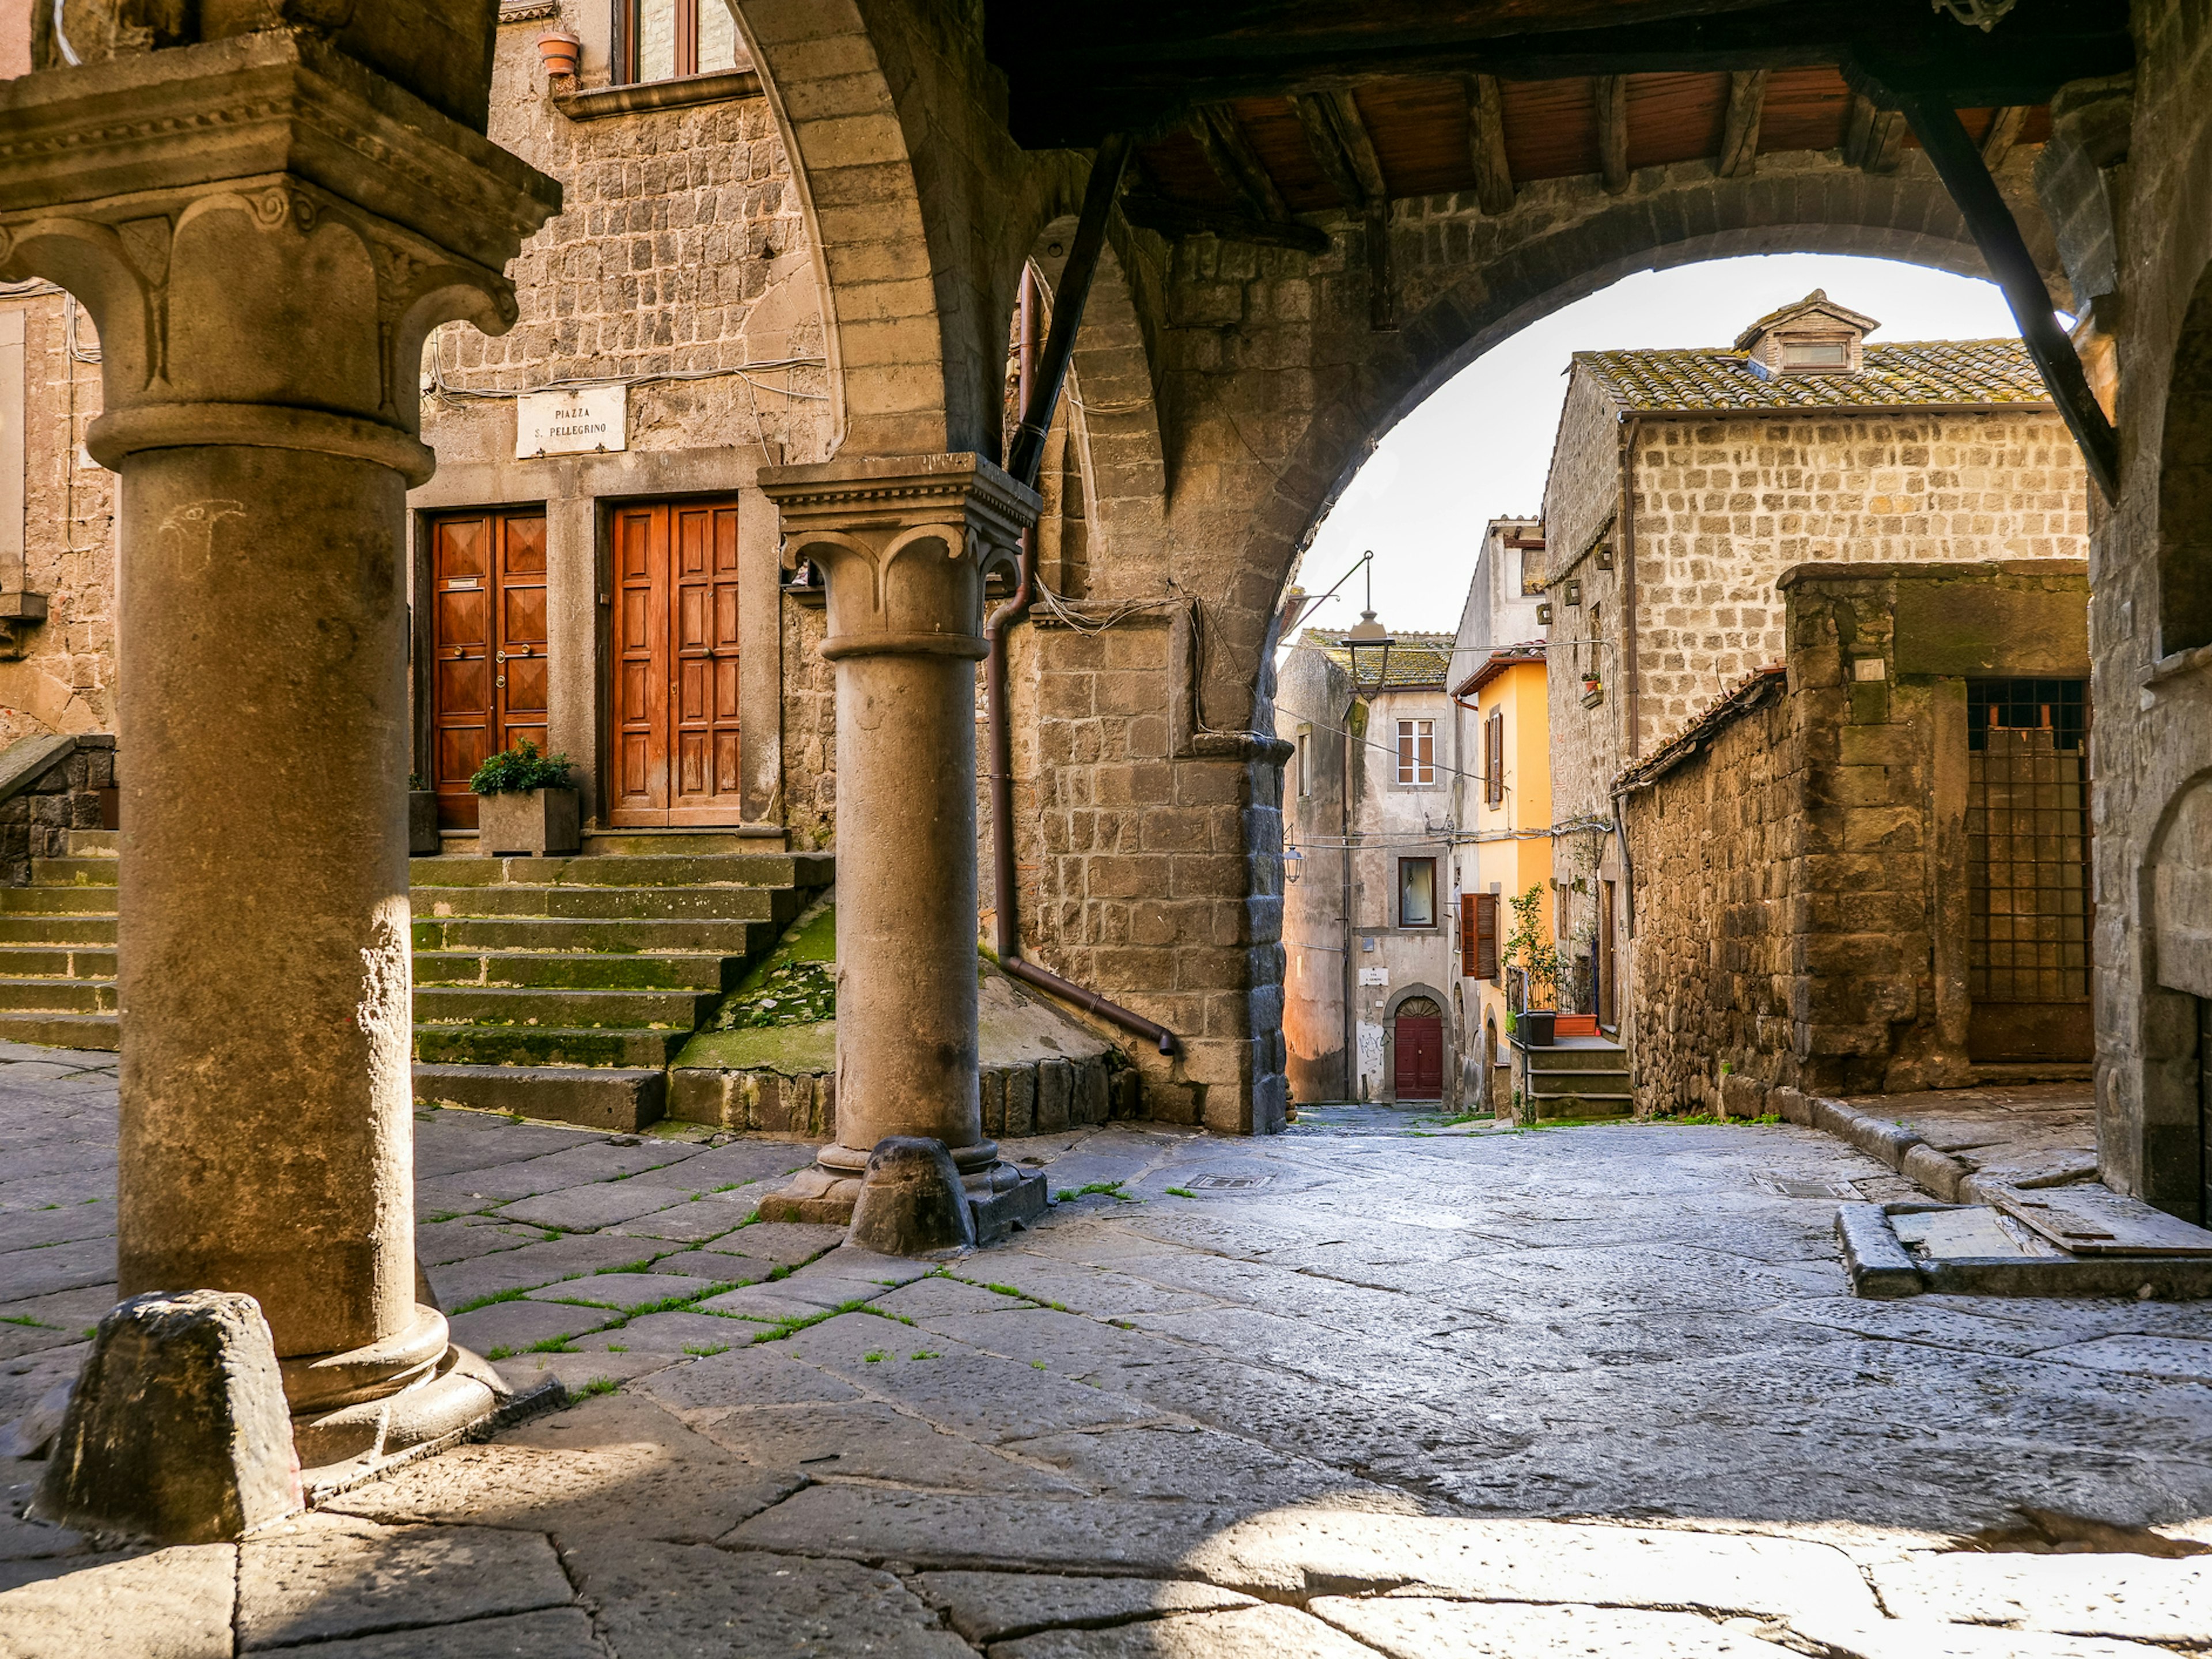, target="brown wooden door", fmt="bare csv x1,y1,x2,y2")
1394,998,1444,1100
609,499,743,827
429,510,548,829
